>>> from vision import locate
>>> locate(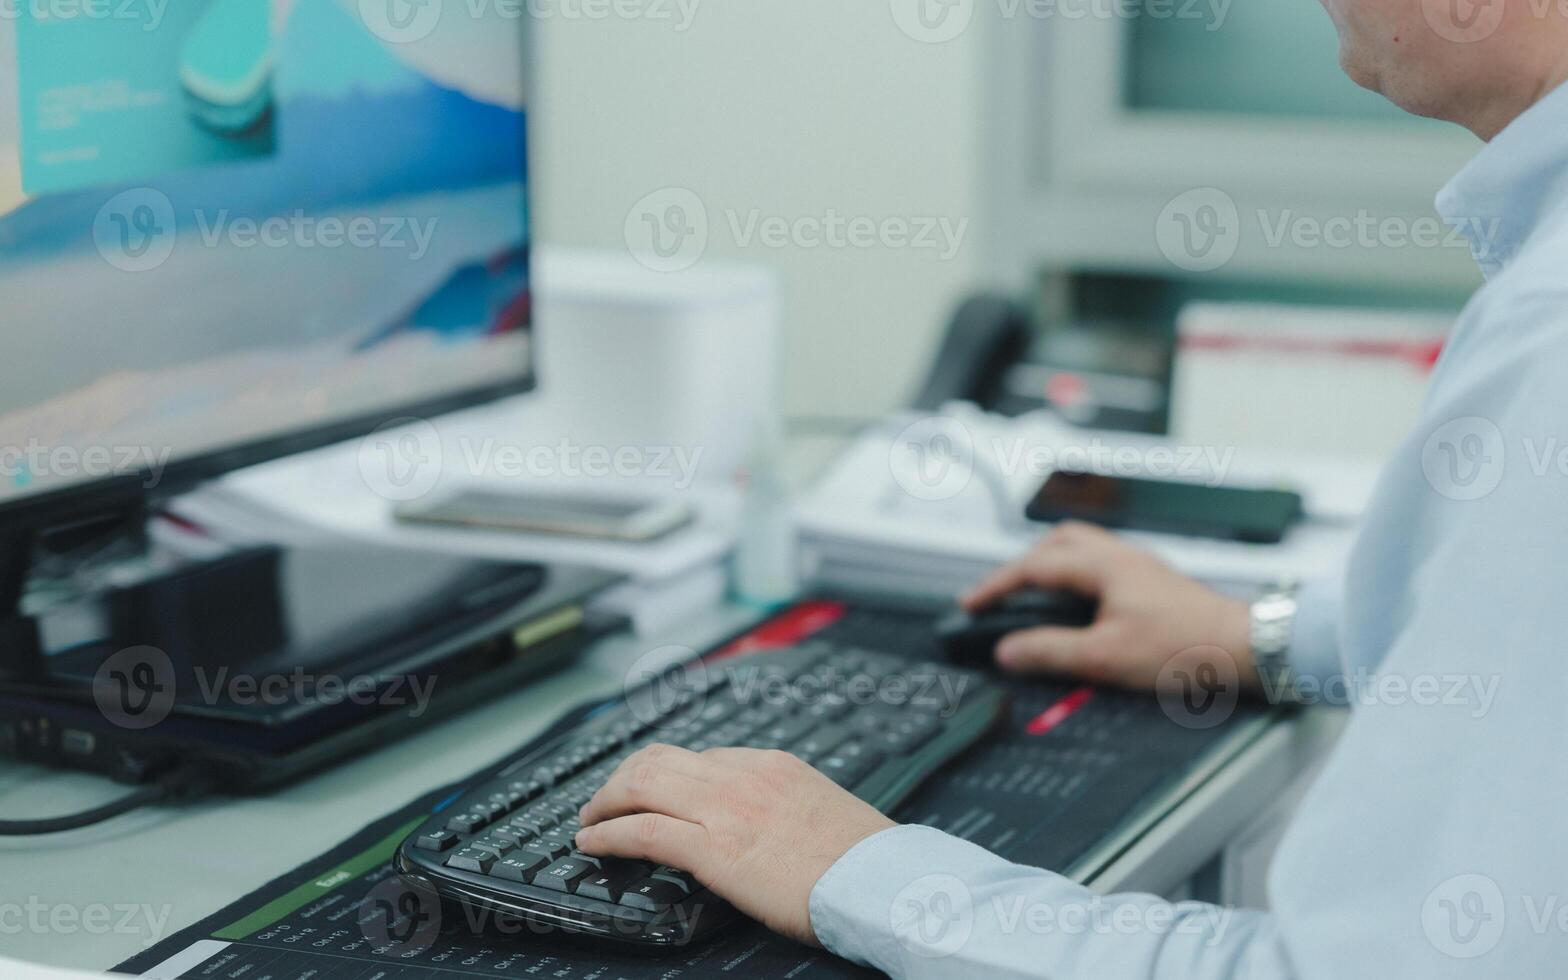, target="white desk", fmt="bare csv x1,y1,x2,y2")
1,600,1331,974
0,610,754,972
